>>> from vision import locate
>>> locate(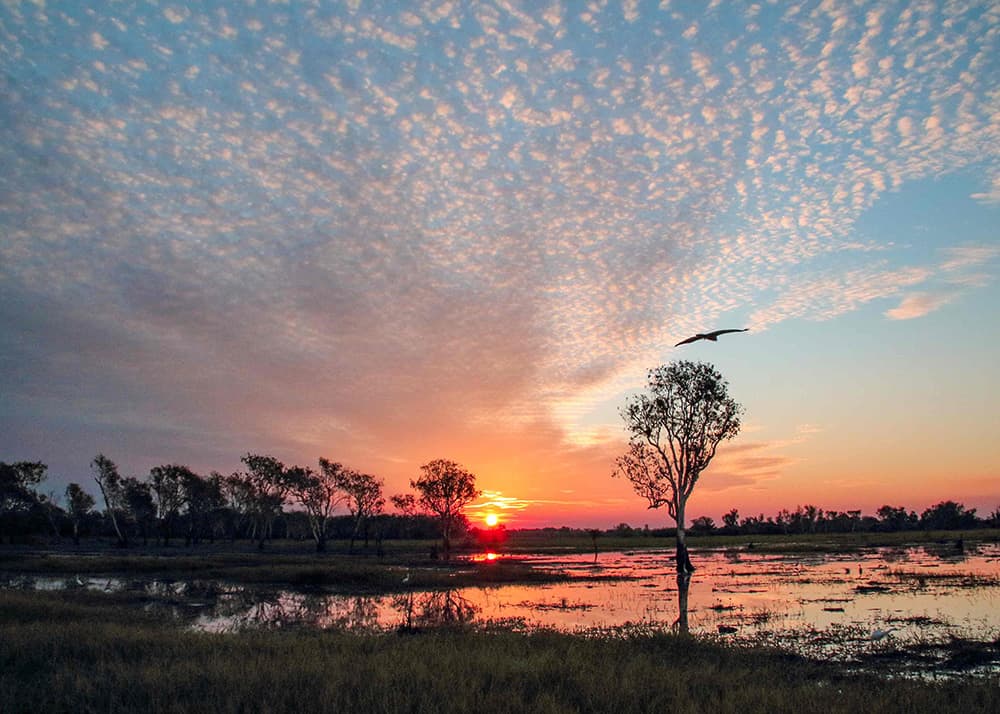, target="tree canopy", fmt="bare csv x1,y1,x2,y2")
411,459,480,559
615,361,742,575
